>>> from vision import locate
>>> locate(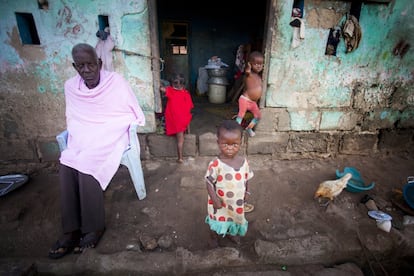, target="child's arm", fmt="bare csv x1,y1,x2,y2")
206,176,222,209
244,62,251,76
244,180,251,201
160,86,166,93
